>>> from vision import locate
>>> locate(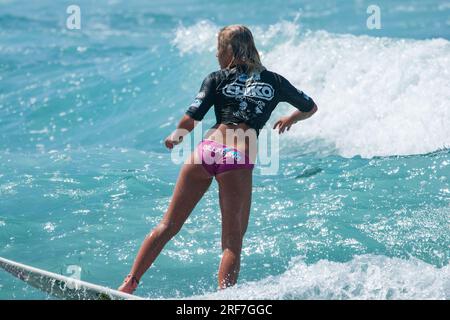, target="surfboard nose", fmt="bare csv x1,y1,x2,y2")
0,256,145,300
